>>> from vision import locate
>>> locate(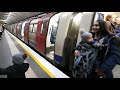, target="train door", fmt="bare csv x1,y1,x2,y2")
10,25,13,33
16,23,19,38
12,24,14,34
21,21,27,41
54,12,74,65
13,24,15,35
24,19,34,44
28,18,39,49
14,23,18,37
62,12,83,70
36,14,53,54
46,12,63,60
17,22,23,39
